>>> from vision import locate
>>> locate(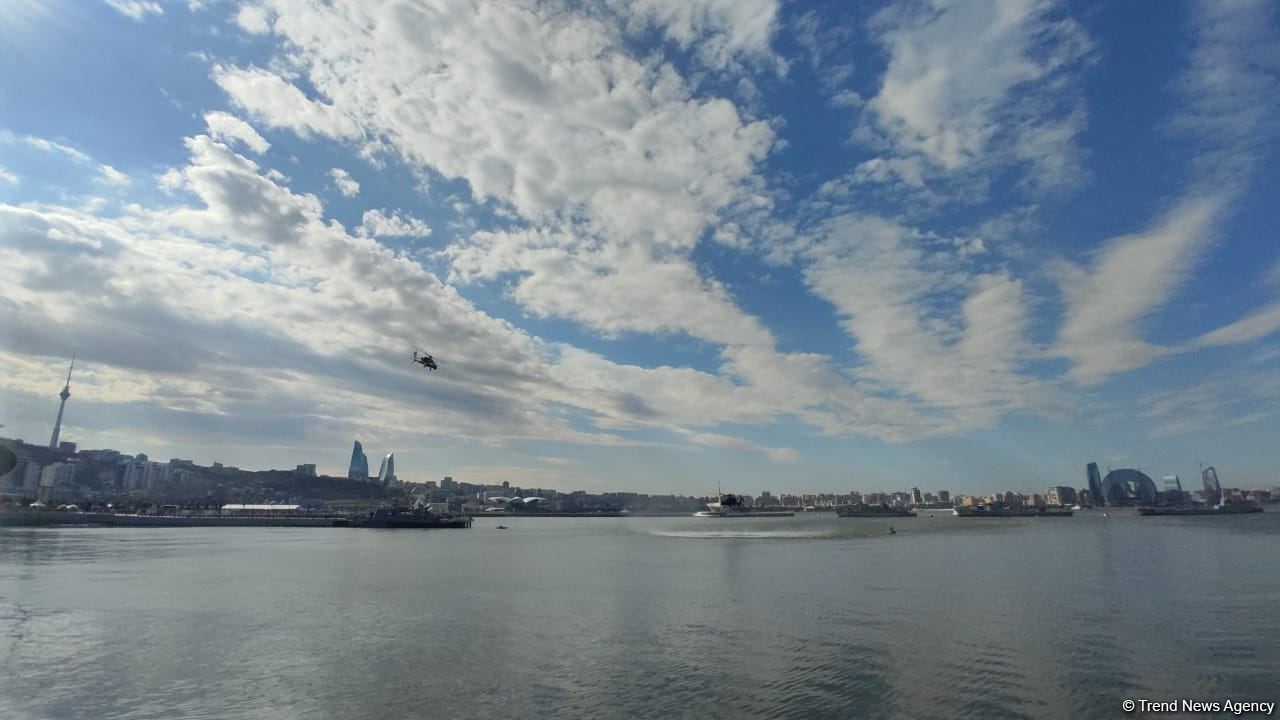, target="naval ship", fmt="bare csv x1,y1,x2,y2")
351,506,472,529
